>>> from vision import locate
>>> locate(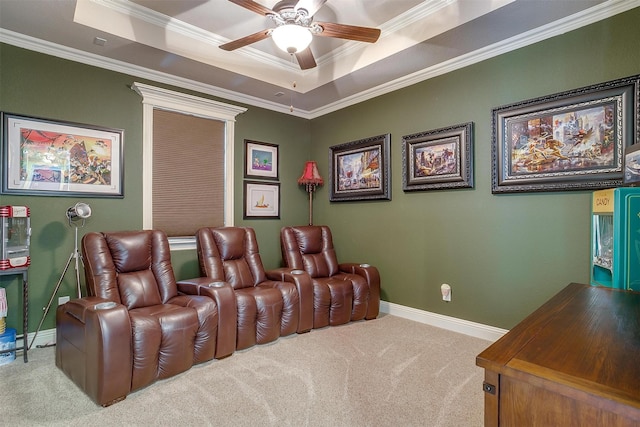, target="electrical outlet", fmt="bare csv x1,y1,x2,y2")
441,284,451,302
58,296,70,305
